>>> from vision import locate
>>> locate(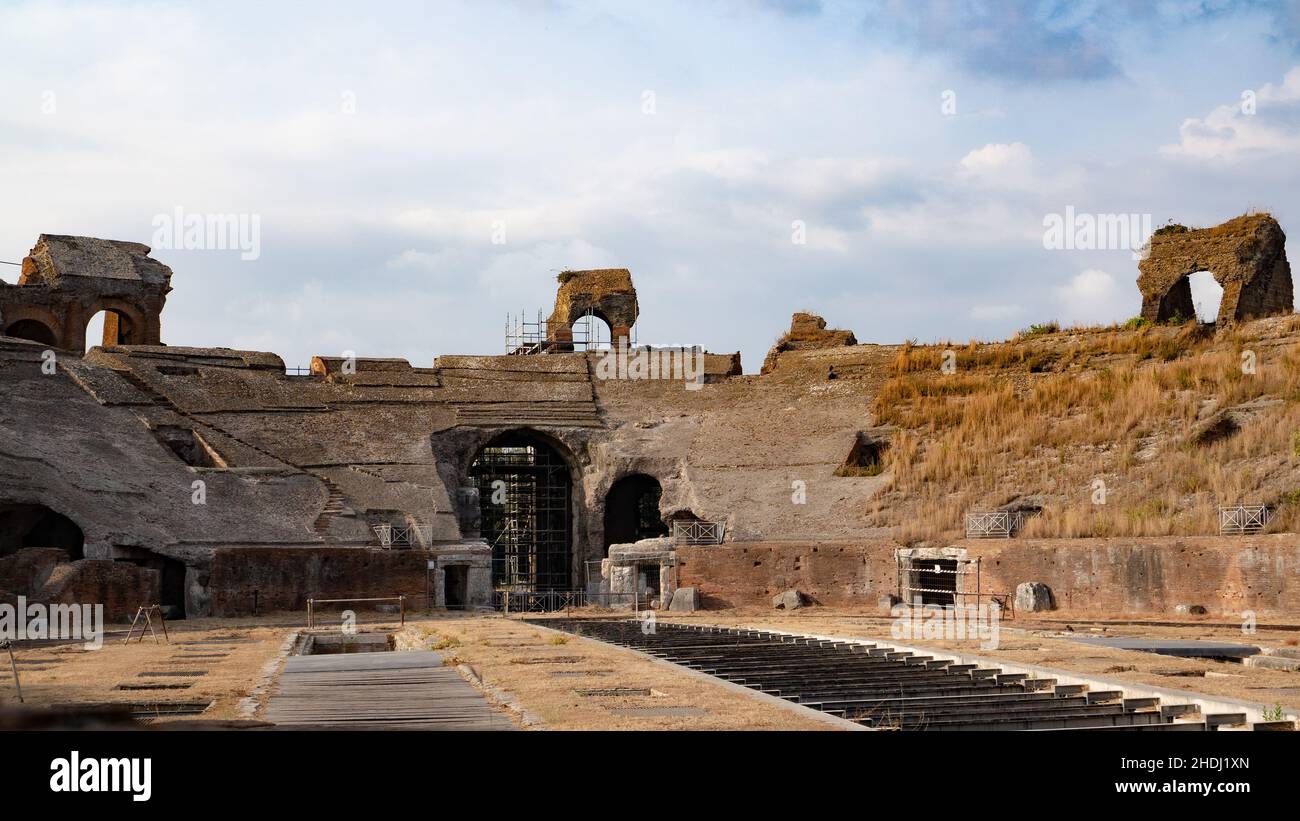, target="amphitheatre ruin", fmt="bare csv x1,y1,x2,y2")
2,213,1300,732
